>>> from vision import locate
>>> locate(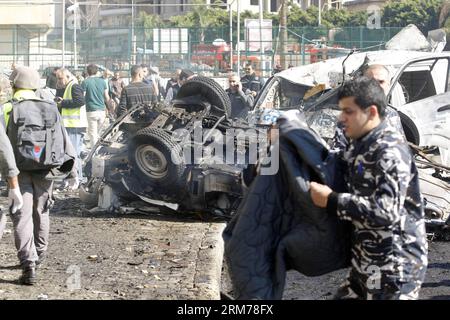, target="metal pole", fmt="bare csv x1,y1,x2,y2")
229,3,233,73
259,0,264,76
62,0,65,67
279,0,287,69
74,0,78,69
318,0,322,26
131,0,135,65
237,0,240,77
